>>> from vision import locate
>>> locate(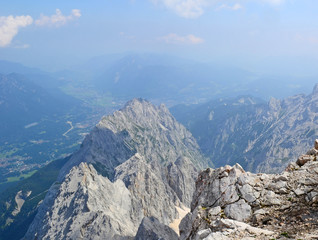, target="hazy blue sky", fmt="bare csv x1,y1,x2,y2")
1,0,318,74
